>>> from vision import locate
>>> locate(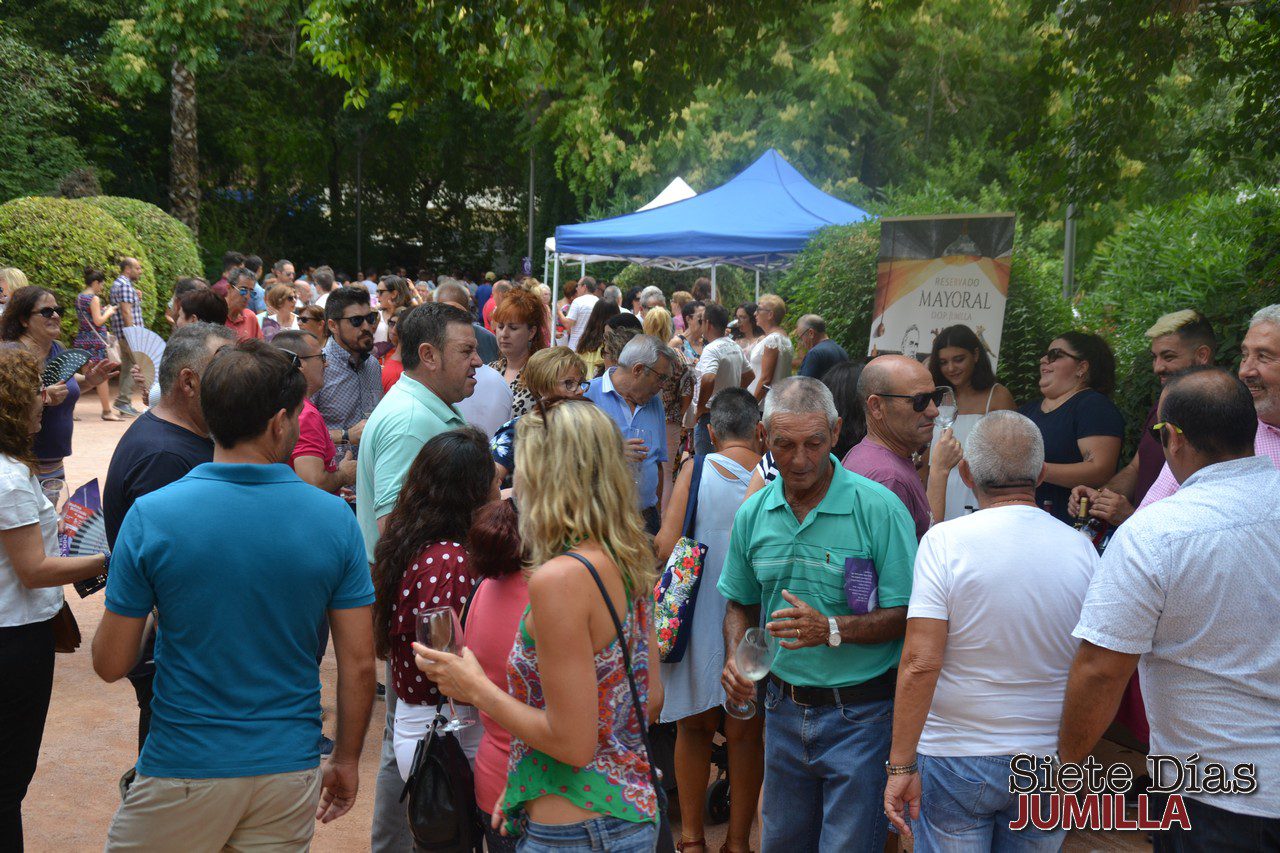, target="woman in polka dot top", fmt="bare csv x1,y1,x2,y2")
371,426,499,780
